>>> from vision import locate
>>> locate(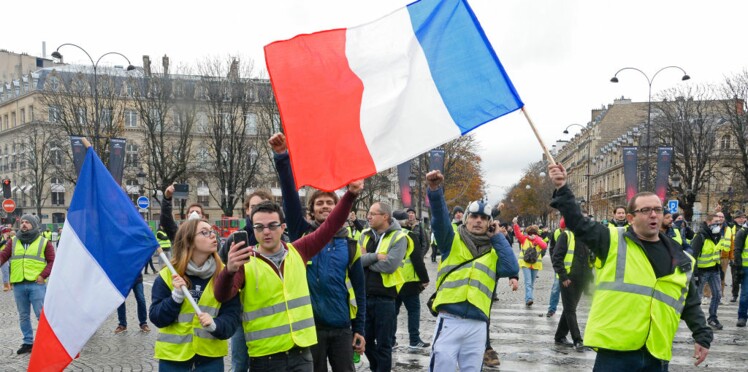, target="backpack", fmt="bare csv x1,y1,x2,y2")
523,244,539,264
